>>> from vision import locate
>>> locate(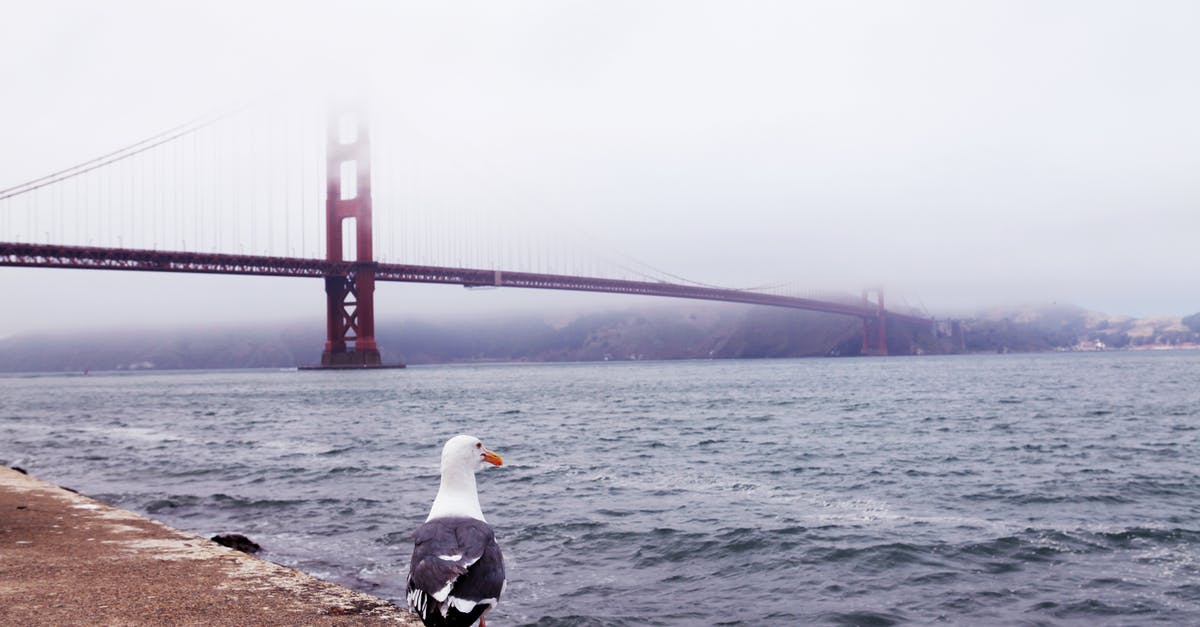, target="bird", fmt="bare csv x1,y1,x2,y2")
407,435,506,627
